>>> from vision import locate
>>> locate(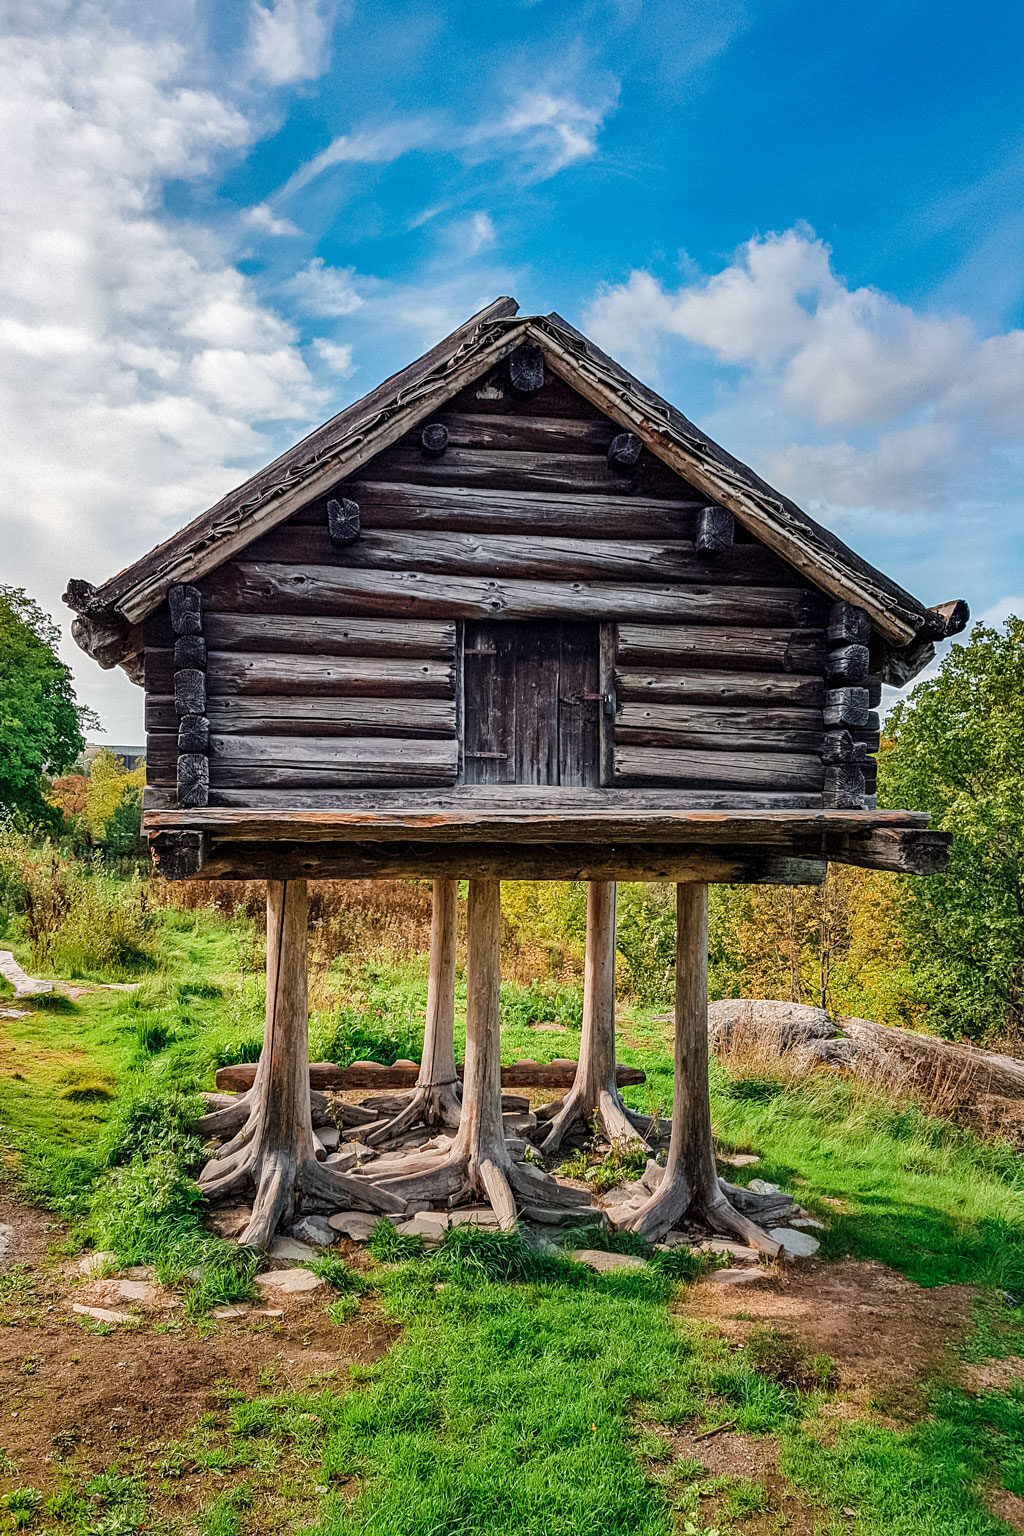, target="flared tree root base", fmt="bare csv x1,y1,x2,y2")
359,1079,464,1148
355,1144,603,1229
606,1161,806,1254
198,1103,407,1249
538,1083,656,1155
